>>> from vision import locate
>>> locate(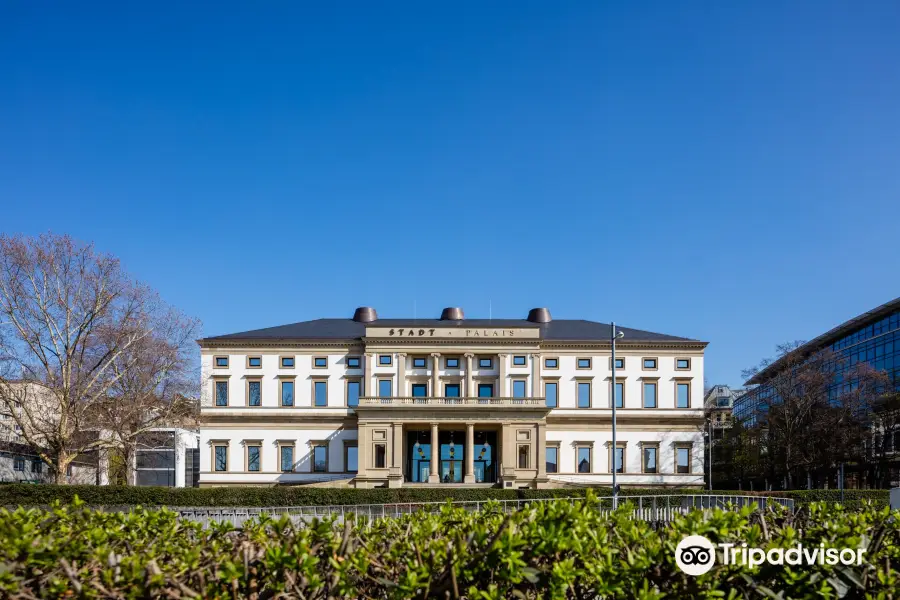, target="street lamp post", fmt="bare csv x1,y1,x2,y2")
611,322,624,509
707,418,713,492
